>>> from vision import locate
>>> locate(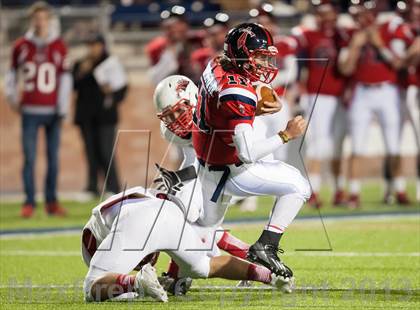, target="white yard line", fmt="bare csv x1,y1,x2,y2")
0,250,419,257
